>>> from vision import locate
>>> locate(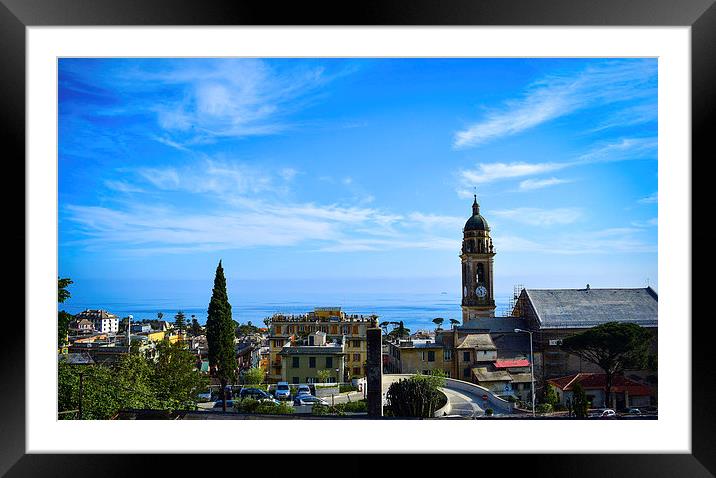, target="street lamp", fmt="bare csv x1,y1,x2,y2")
514,328,535,418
